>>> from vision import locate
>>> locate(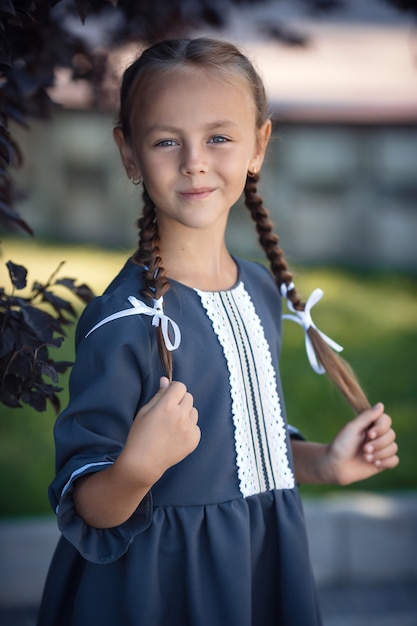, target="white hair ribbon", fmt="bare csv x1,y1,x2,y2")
85,295,181,351
282,288,343,374
279,281,295,298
